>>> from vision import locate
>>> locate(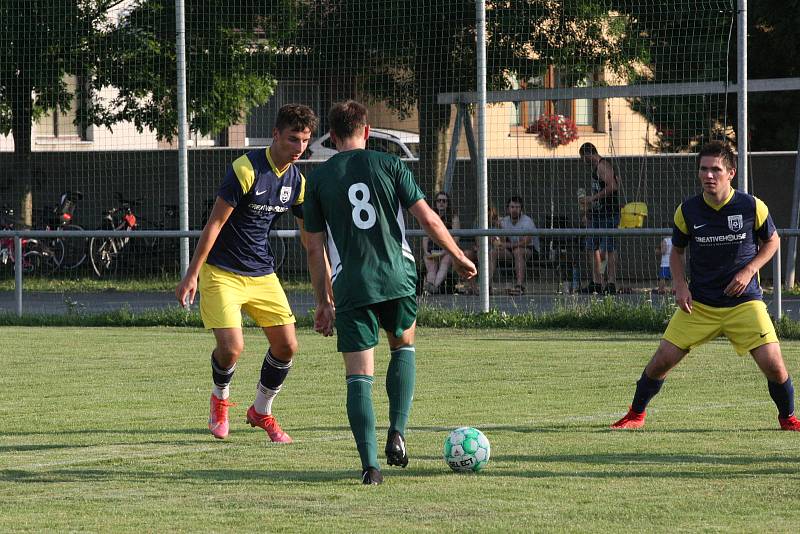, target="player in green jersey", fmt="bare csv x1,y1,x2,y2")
304,100,476,485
